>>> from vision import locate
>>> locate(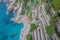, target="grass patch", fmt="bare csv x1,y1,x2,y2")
30,23,36,32
26,34,32,40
